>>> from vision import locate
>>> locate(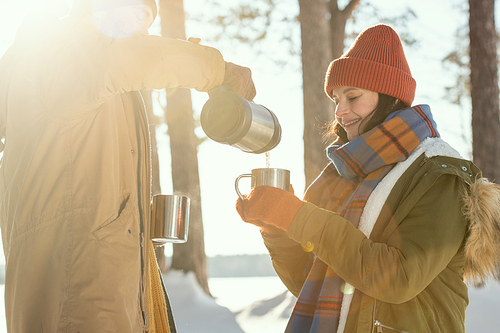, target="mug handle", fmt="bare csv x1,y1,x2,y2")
235,174,254,200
